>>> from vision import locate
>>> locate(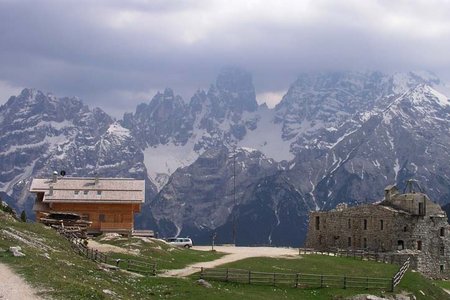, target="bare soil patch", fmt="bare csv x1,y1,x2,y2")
0,263,43,300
